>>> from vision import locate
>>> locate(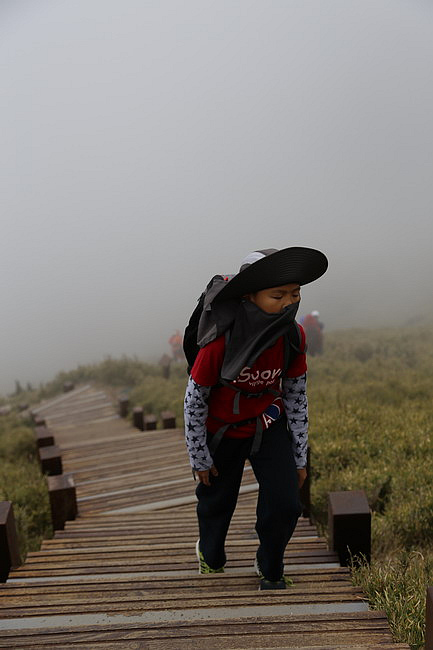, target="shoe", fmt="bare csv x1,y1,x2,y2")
255,553,294,590
259,578,287,590
196,540,224,574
